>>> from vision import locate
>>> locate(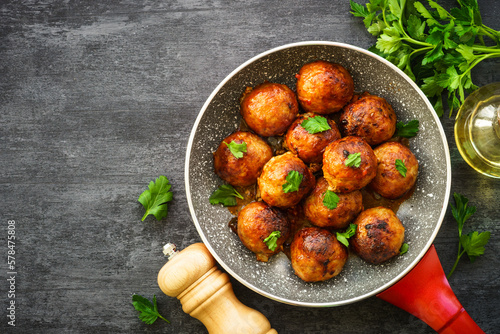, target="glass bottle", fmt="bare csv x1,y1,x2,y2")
455,82,500,178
